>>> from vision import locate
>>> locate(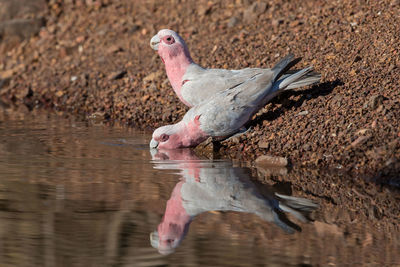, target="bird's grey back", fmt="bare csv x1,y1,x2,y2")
186,70,275,136
181,64,270,107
